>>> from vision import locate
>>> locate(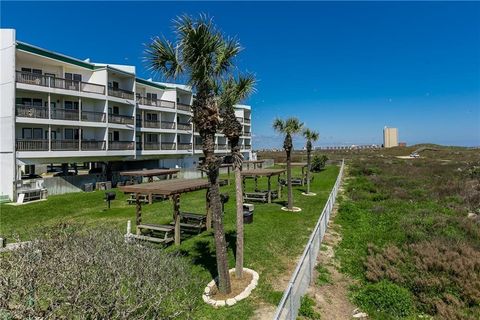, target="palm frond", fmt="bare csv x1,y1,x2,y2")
272,118,285,133
144,36,182,79
284,117,304,135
